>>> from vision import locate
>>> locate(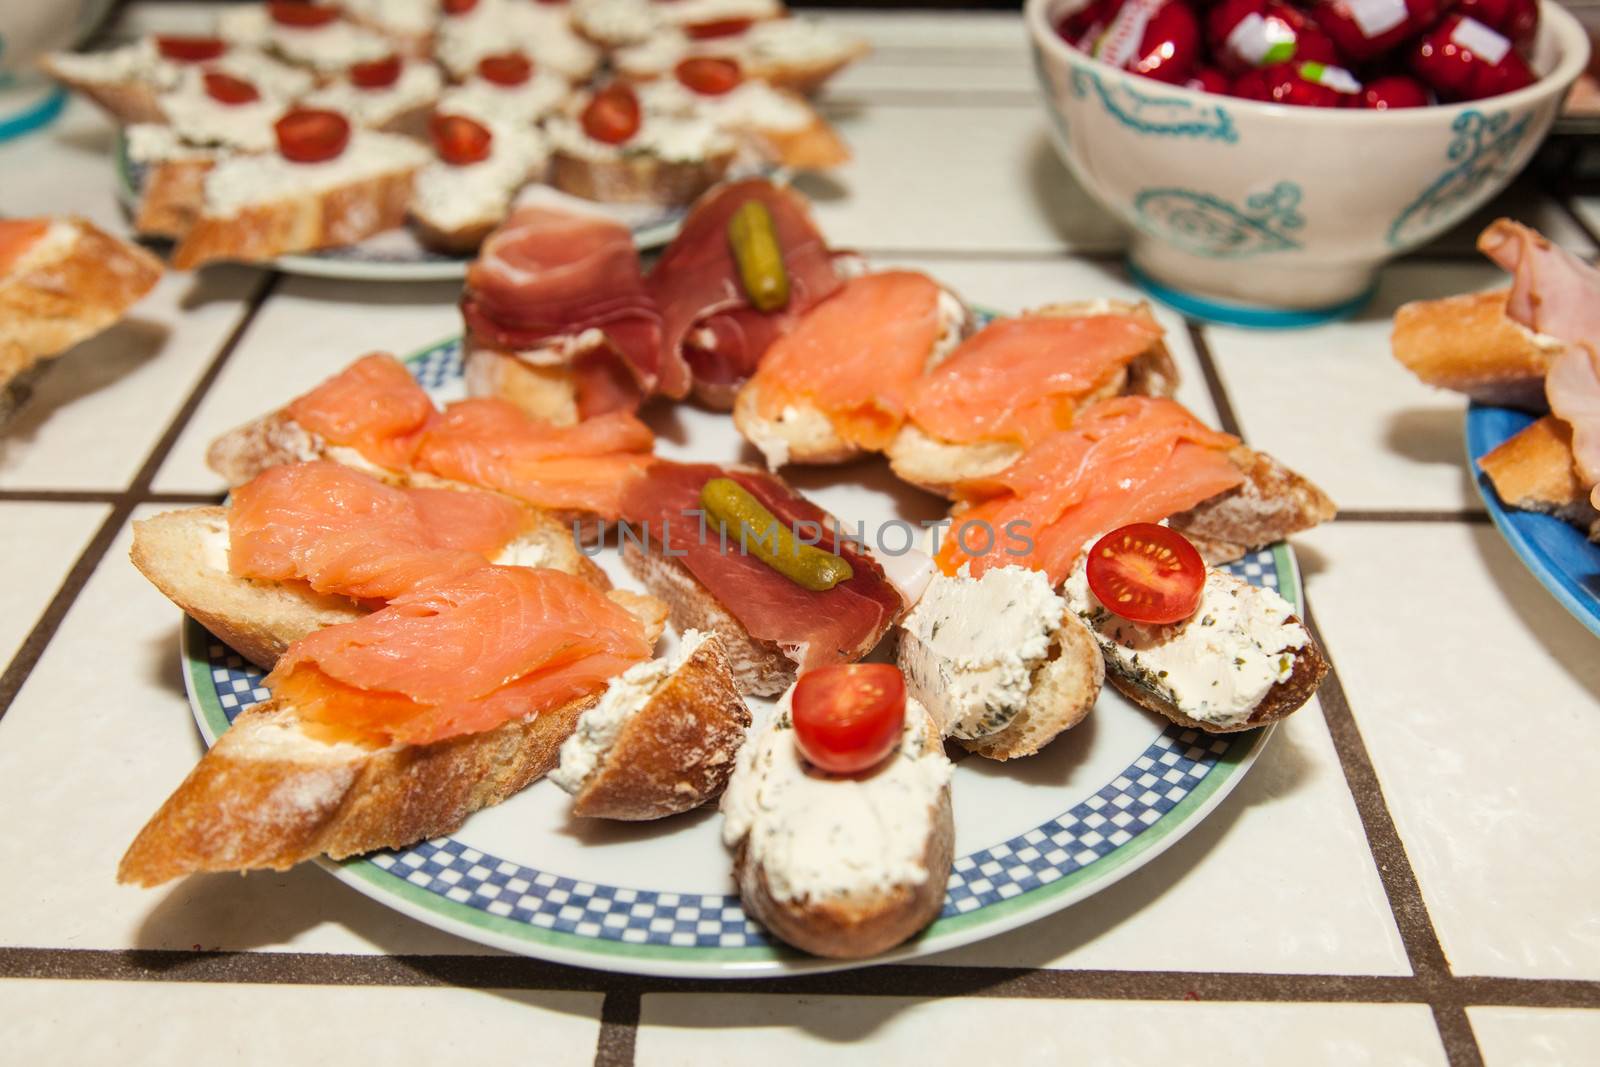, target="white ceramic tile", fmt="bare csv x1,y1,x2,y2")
1562,194,1600,247
0,98,132,233
796,106,1127,254
153,276,463,493
0,507,490,954
1468,1006,1600,1067
1423,180,1597,256
1,267,262,491
1202,260,1513,513
2,981,601,1066
1299,522,1600,979
924,695,1409,975
636,996,1449,1067
0,503,108,669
